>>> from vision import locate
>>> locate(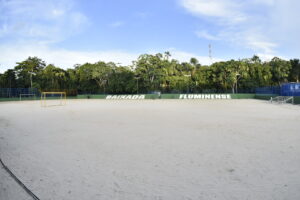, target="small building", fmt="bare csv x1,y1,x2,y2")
256,83,300,96
281,83,300,96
